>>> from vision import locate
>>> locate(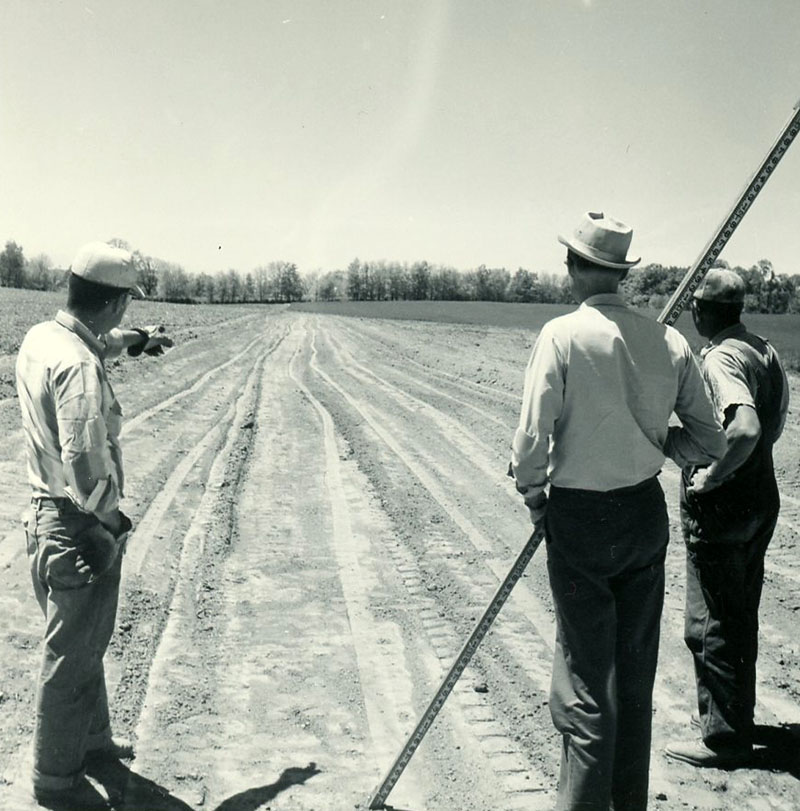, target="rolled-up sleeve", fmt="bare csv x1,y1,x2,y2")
54,362,121,514
703,351,754,424
664,349,727,469
102,329,126,360
510,325,565,498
